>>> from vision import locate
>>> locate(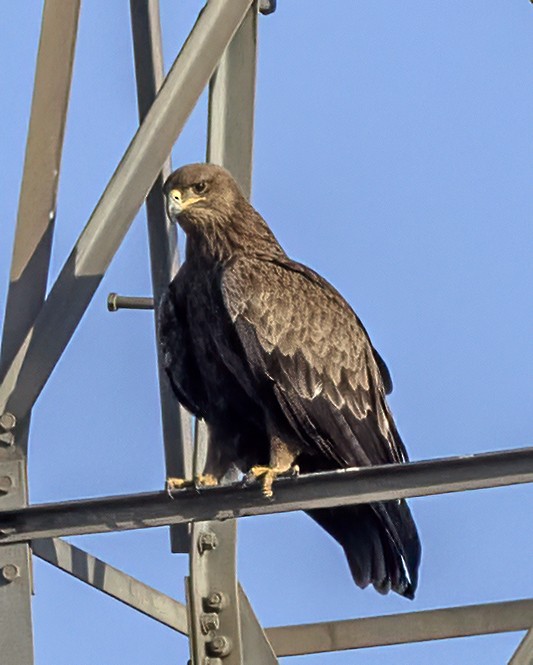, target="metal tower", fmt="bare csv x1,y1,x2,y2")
1,1,532,663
